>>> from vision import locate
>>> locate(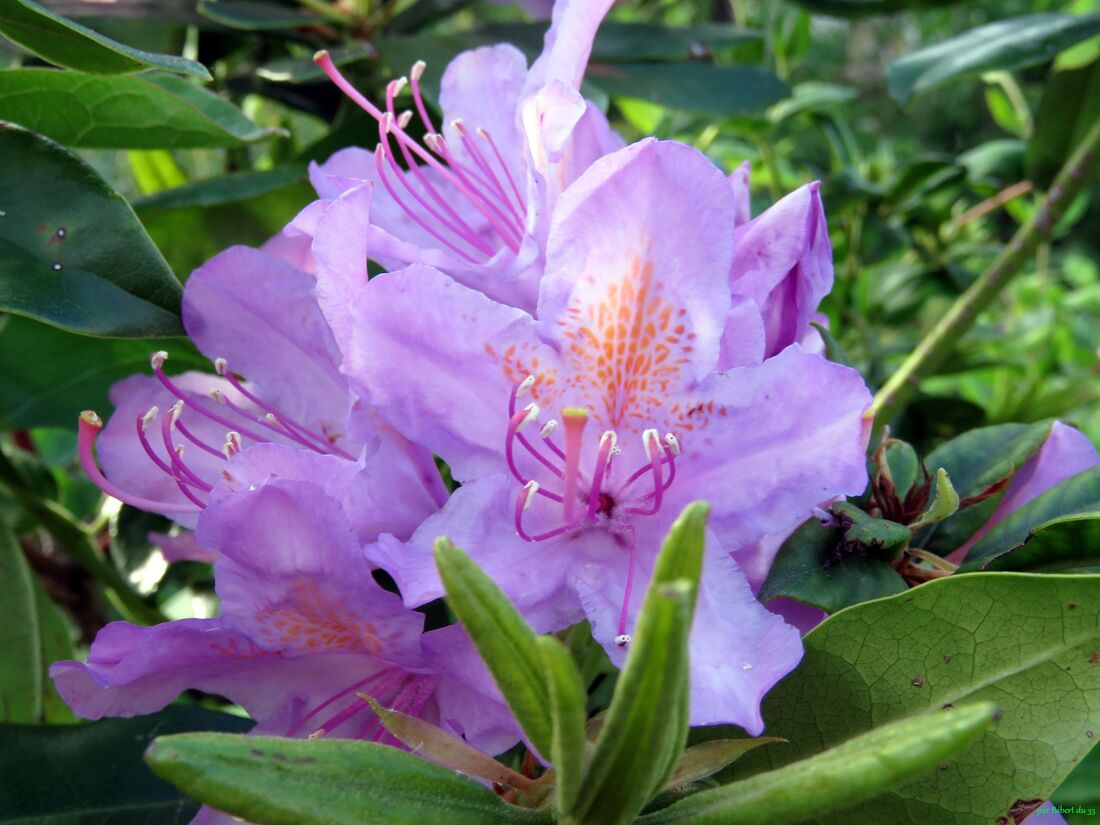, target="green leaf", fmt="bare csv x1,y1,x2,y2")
888,13,1100,104
586,62,789,115
363,696,537,793
701,574,1100,825
145,733,551,825
197,0,324,29
809,320,855,369
0,123,184,336
569,502,710,825
642,703,998,825
961,465,1100,571
132,168,307,210
768,82,857,123
537,635,588,815
915,420,1054,556
0,706,252,824
909,468,960,530
881,439,921,500
1027,58,1100,189
784,0,975,18
757,518,908,613
0,69,283,148
0,316,206,429
0,0,210,78
0,526,41,724
834,501,911,556
663,738,784,791
30,572,78,724
433,537,553,757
